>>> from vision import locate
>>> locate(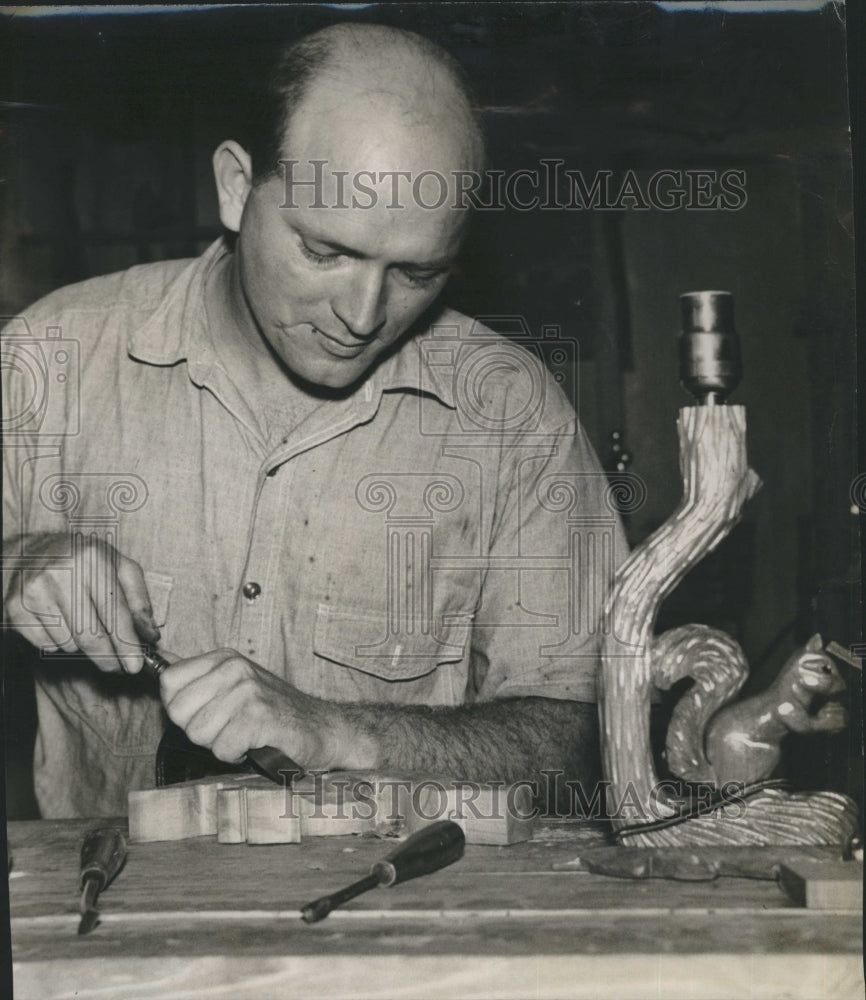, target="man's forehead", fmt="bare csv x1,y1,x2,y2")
285,89,475,175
